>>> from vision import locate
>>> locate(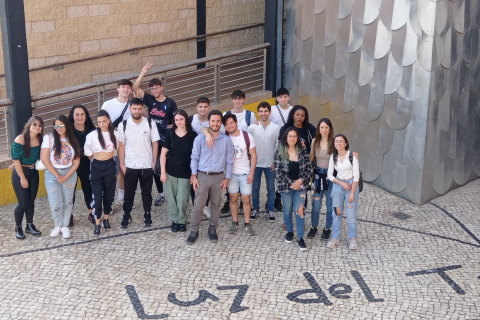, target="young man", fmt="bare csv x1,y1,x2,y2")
118,98,160,229
101,79,134,206
133,62,178,206
248,102,280,222
187,110,234,245
269,87,292,212
223,113,257,236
